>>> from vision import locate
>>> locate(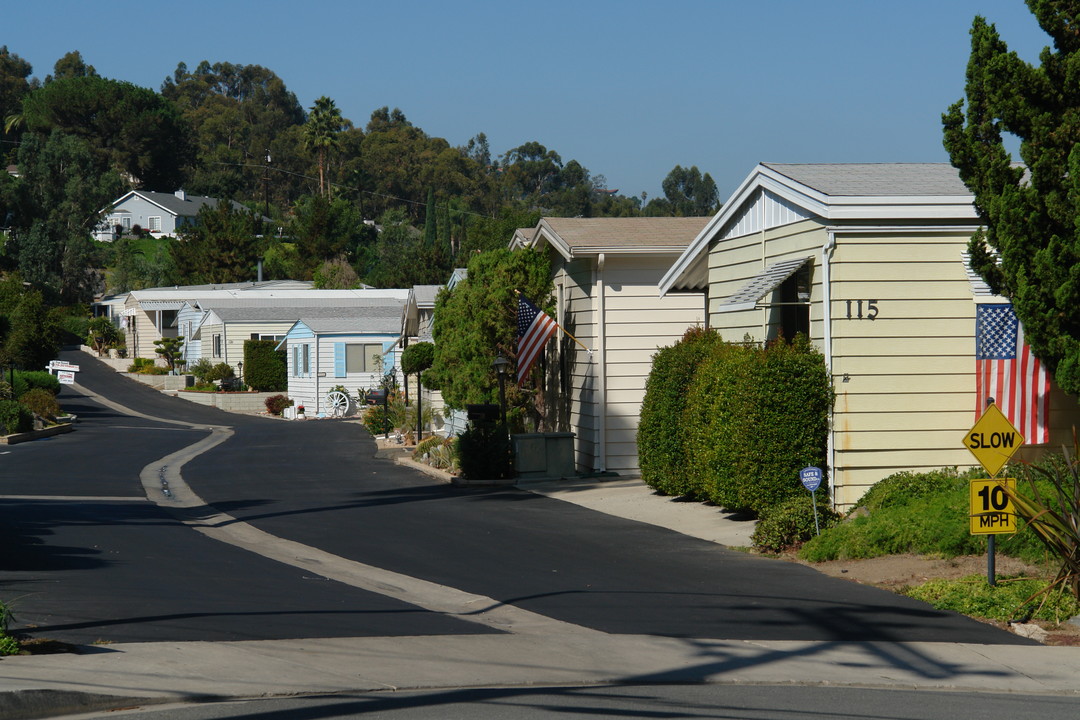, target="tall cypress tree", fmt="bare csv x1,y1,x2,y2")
943,0,1080,396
